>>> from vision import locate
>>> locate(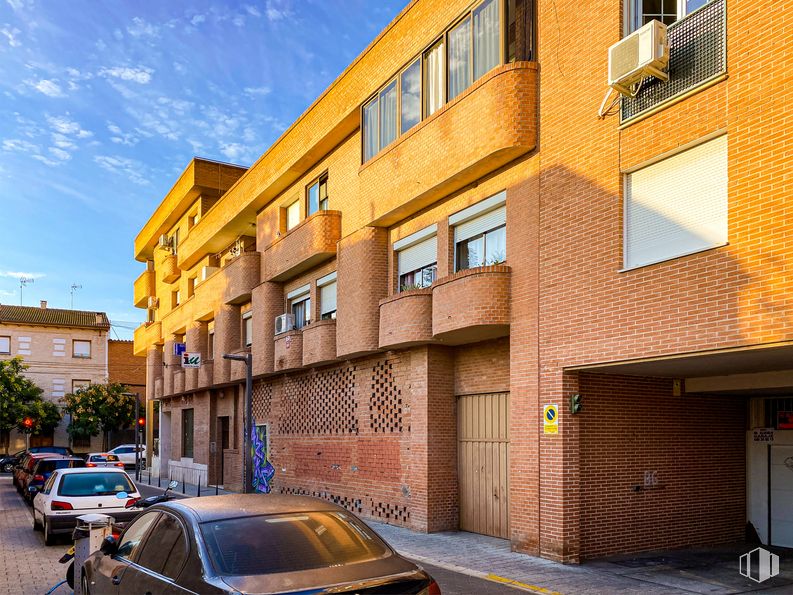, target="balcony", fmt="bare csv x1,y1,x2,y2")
302,319,337,366
173,370,185,394
184,367,197,392
274,330,303,372
432,265,511,345
133,321,162,357
621,0,726,122
133,270,155,308
262,210,341,282
222,251,261,305
379,288,433,349
161,253,180,284
360,62,537,227
198,359,214,388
